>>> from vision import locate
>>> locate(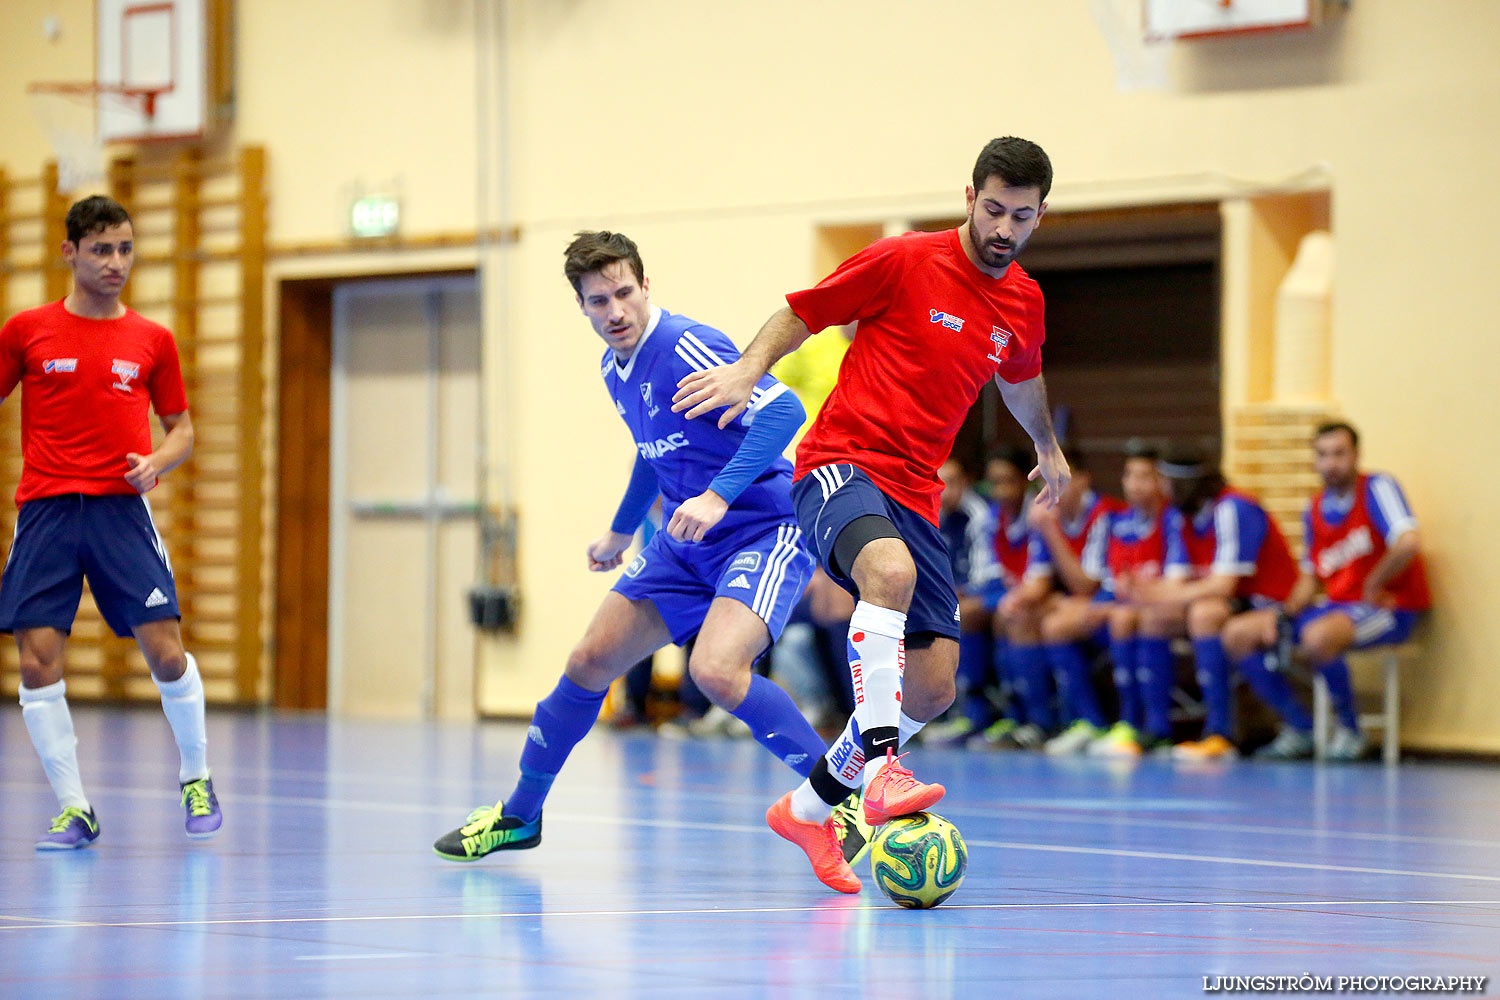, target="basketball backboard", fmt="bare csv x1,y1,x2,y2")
96,0,209,142
1144,0,1319,41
